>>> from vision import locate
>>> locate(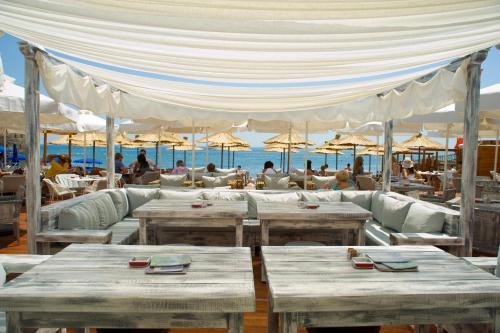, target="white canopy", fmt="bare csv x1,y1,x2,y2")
36,52,468,125
0,1,498,84
41,106,108,134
